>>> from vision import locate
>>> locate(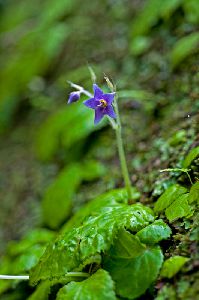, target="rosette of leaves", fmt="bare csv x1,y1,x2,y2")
30,189,171,299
